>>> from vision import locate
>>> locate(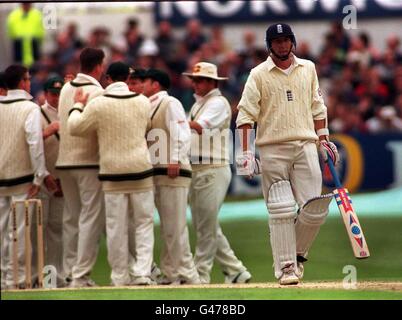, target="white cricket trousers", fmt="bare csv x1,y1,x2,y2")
259,140,322,207
155,186,199,283
259,140,322,278
38,189,64,281
105,190,154,286
58,169,105,280
1,193,28,288
189,165,247,284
